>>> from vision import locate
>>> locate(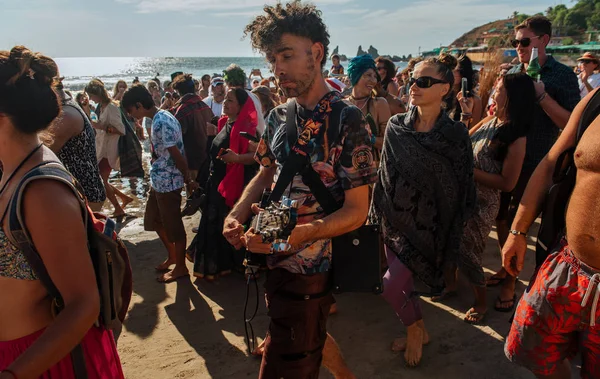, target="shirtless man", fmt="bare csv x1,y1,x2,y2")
502,88,600,379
